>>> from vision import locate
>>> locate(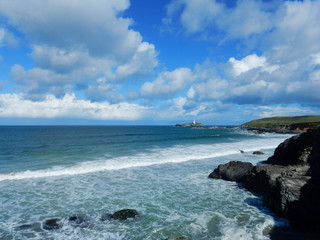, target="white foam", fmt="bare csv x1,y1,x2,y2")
0,134,290,182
